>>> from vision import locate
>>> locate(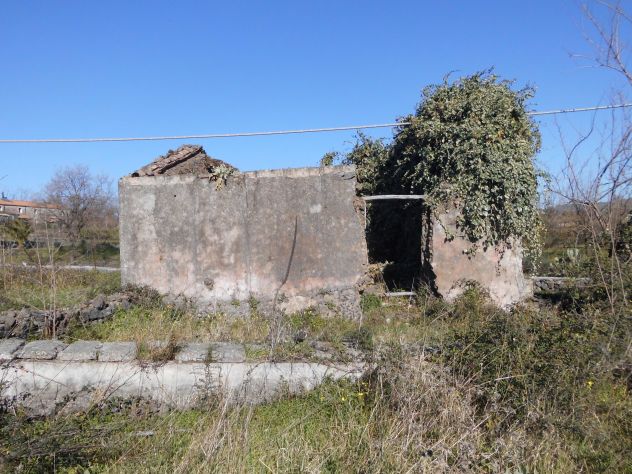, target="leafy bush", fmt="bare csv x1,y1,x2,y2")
390,72,542,254
327,72,543,257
